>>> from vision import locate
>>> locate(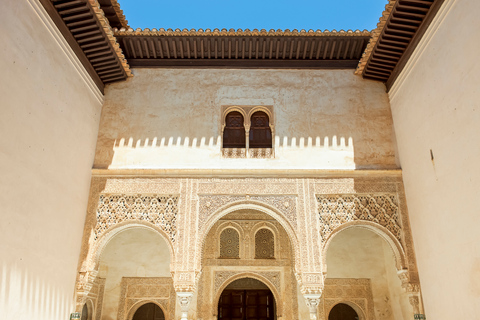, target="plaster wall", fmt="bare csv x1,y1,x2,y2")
98,228,171,320
388,0,480,318
0,1,103,319
95,68,396,170
326,228,411,320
